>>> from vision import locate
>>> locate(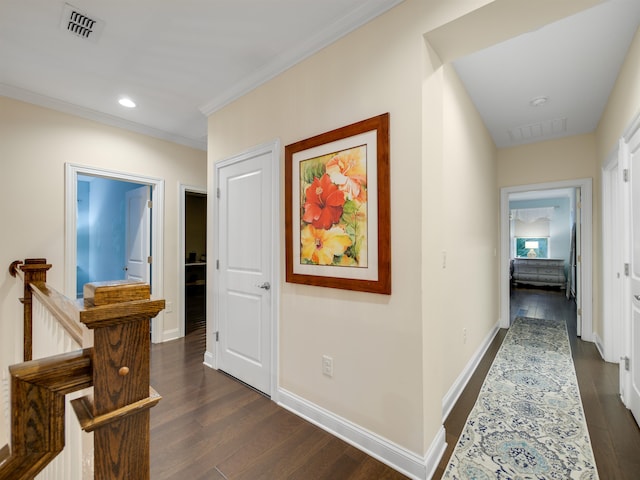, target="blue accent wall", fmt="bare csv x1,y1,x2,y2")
76,175,146,296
